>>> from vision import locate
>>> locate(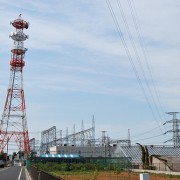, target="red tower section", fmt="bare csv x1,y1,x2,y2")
0,15,30,156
